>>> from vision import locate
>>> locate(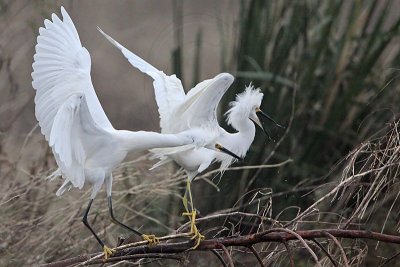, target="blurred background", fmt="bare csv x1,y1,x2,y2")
1,0,400,266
